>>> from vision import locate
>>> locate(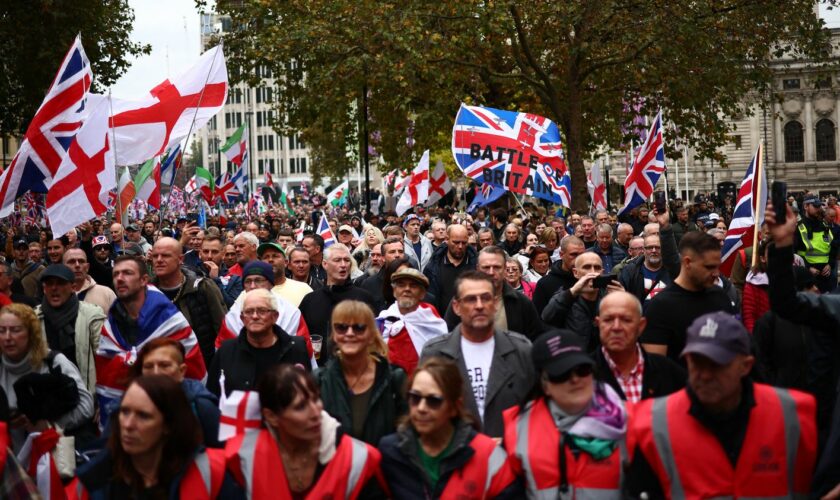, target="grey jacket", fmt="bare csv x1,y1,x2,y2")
419,326,534,438
36,301,105,395
403,234,434,272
